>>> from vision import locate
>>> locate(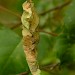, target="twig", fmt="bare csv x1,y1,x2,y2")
40,0,72,15
11,24,58,36
40,63,60,73
18,71,30,75
0,0,71,30
18,63,60,75
0,5,21,29
0,5,21,18
39,30,58,36
11,22,22,29
4,0,71,29
42,63,60,70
